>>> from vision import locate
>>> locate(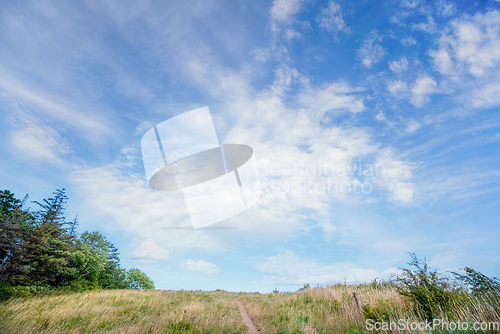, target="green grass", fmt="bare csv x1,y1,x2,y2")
0,284,499,333
0,289,246,333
